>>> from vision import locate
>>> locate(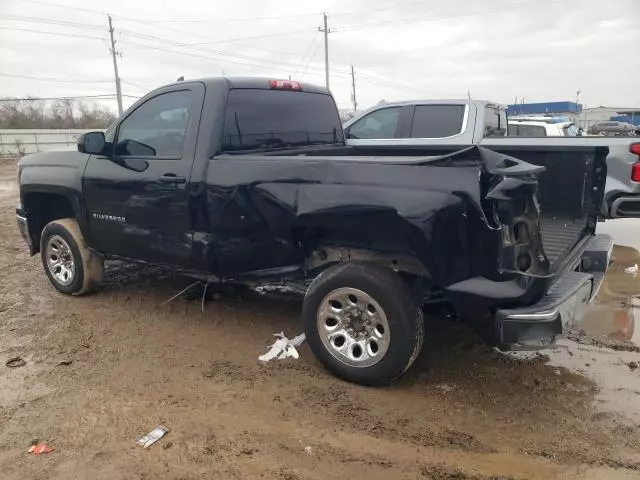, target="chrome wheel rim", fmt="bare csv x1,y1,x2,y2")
317,287,390,368
45,235,75,286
